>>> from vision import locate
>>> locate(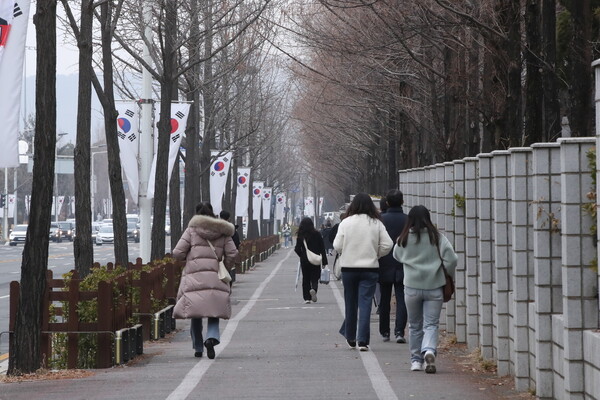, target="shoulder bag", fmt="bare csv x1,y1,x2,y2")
303,239,322,266
207,240,232,284
436,239,454,302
